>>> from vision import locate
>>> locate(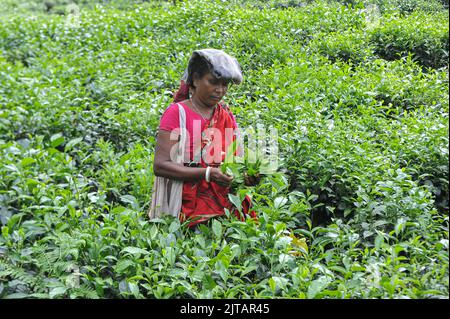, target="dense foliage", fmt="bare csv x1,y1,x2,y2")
0,0,448,298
